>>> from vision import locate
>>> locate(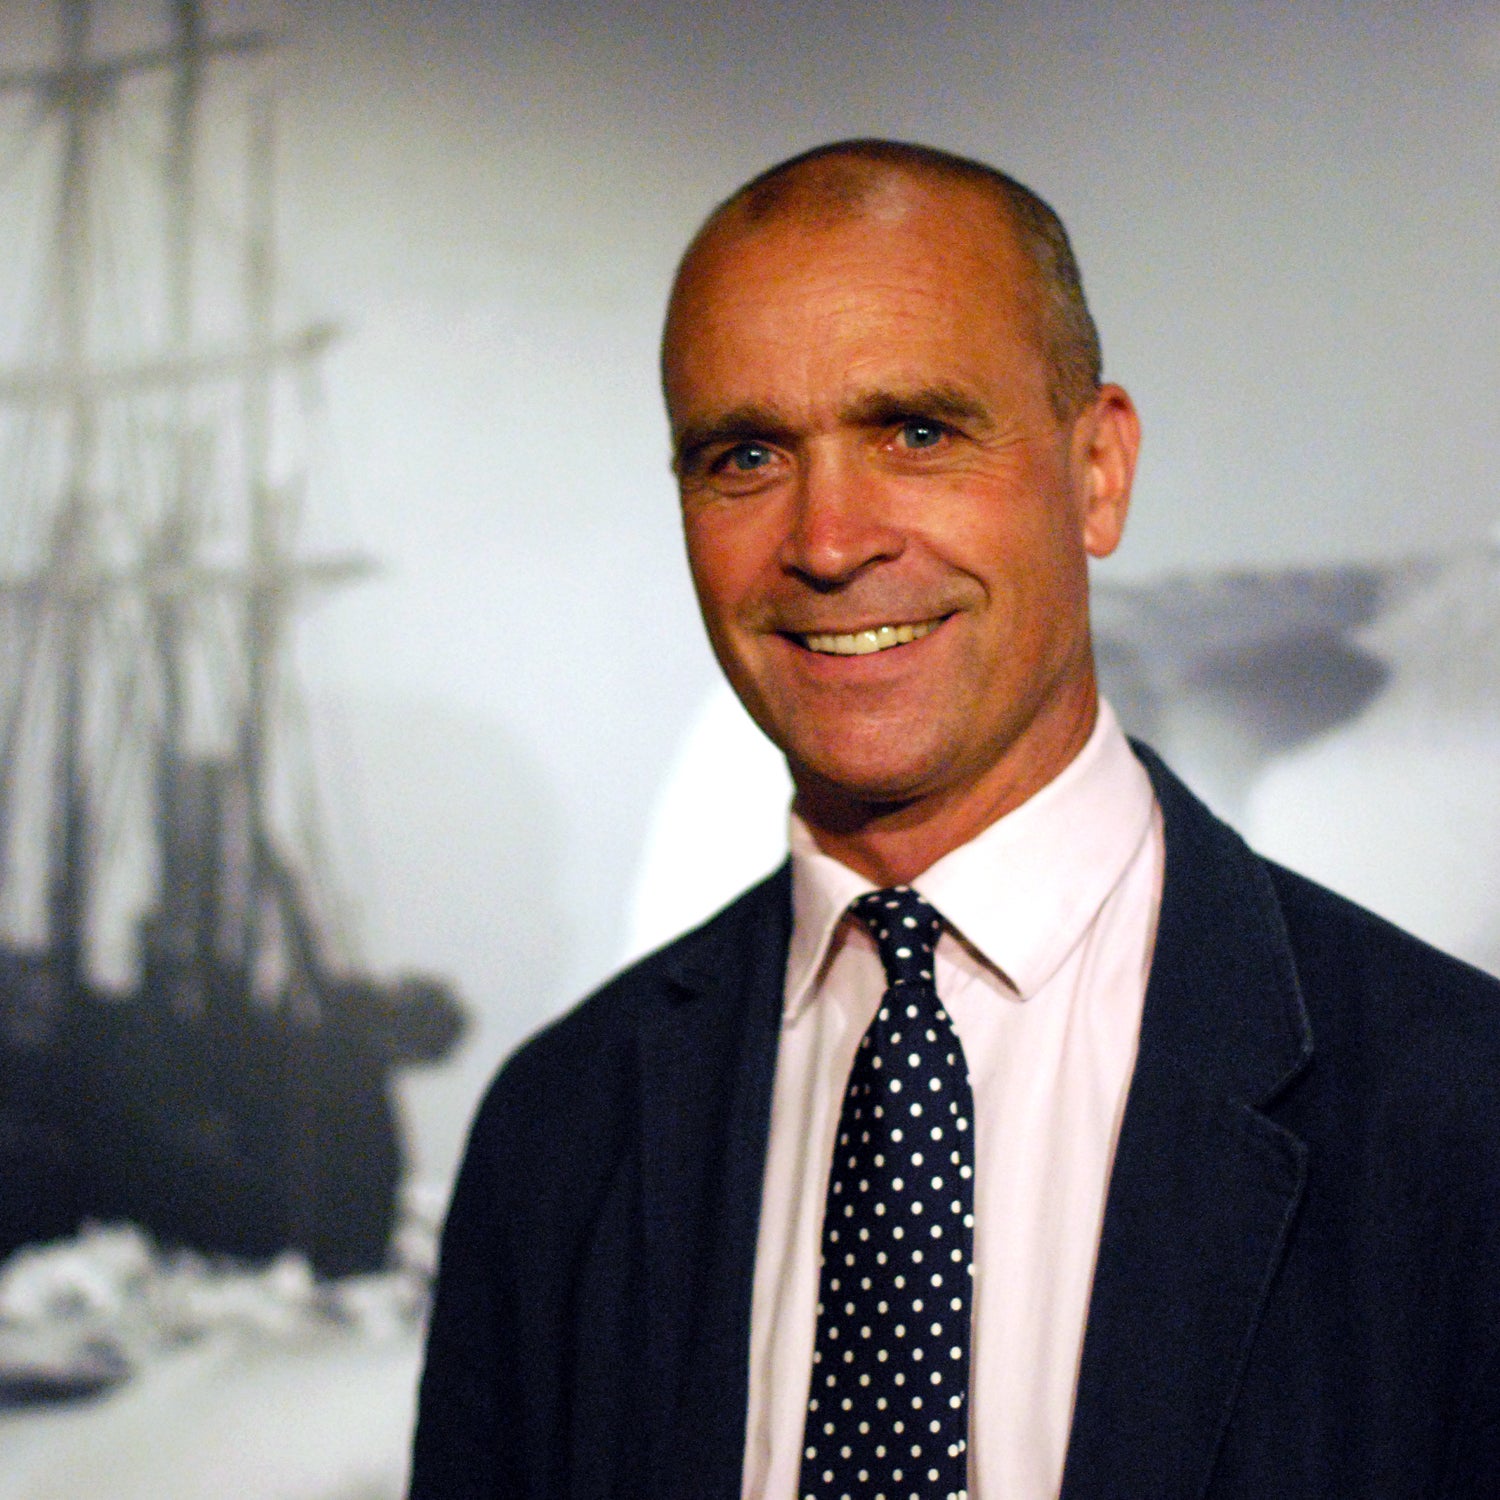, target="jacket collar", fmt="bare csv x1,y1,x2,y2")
1131,742,1313,1108
1061,744,1313,1500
